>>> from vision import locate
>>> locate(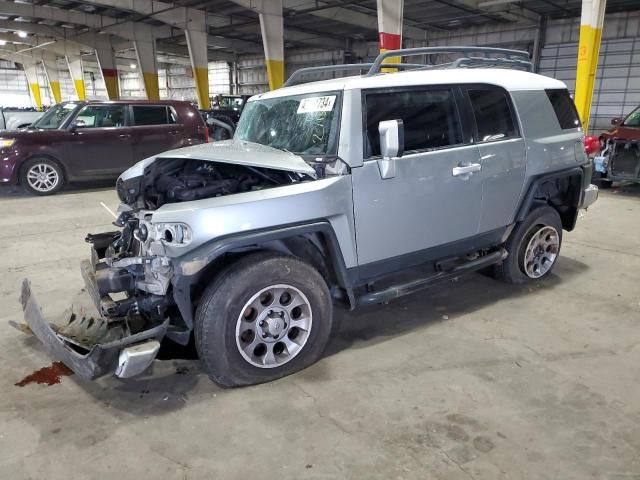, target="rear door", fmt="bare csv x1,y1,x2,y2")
463,86,527,232
62,104,134,177
129,105,185,161
352,86,484,268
